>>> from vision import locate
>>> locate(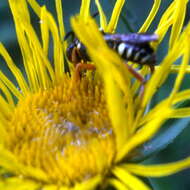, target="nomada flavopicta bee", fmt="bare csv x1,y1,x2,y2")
65,31,157,76
64,29,158,96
